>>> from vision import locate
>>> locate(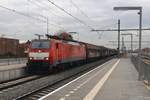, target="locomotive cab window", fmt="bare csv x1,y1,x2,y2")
31,40,50,49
